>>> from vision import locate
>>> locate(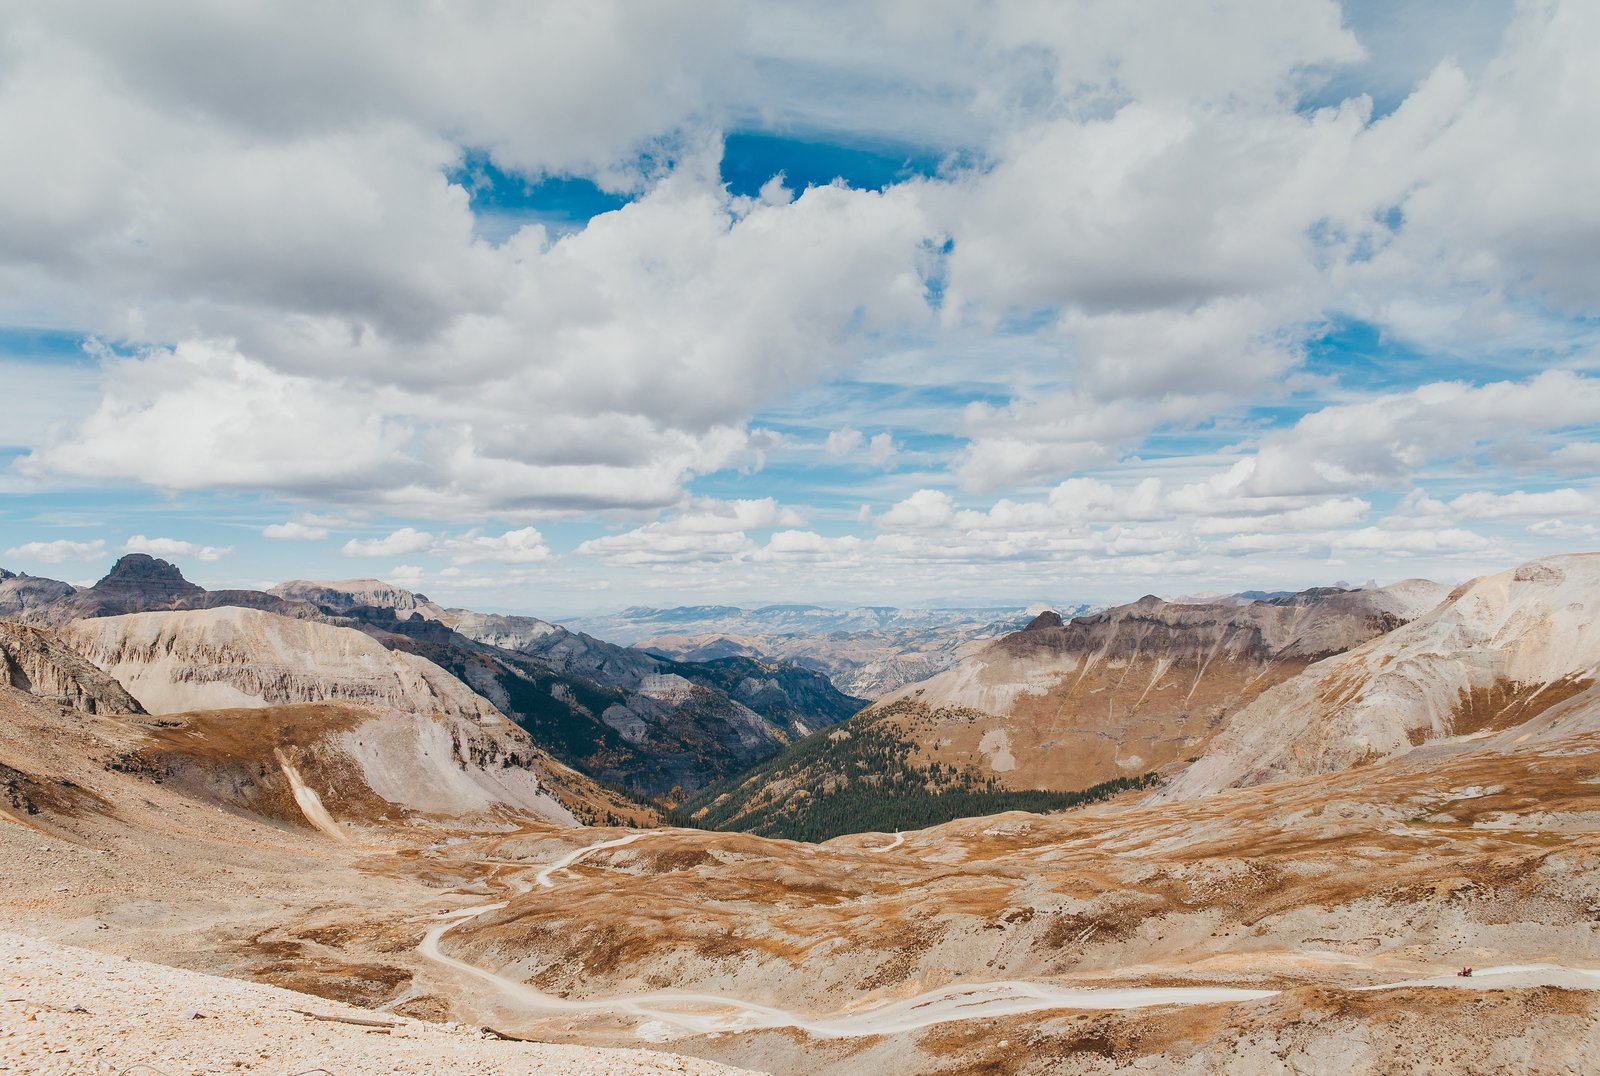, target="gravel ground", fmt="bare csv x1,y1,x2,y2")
0,932,757,1075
